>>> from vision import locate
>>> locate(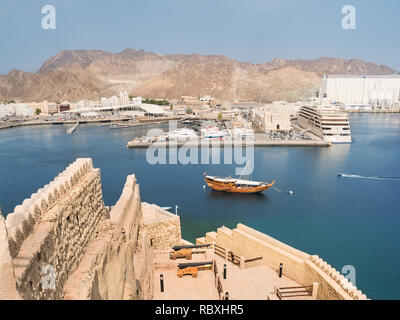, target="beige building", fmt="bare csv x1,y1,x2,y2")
252,102,292,131
30,100,59,115
178,96,209,109
181,96,199,103
200,95,218,107
68,102,78,110
263,111,291,131
119,91,130,106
